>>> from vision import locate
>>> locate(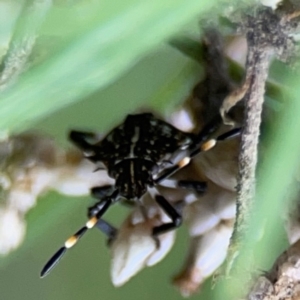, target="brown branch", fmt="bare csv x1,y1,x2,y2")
230,44,272,251
225,6,297,274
